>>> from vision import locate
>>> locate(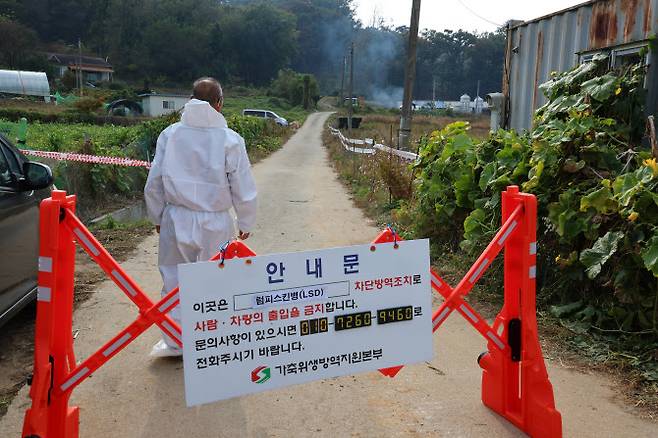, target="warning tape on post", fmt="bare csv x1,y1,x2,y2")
20,149,151,168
